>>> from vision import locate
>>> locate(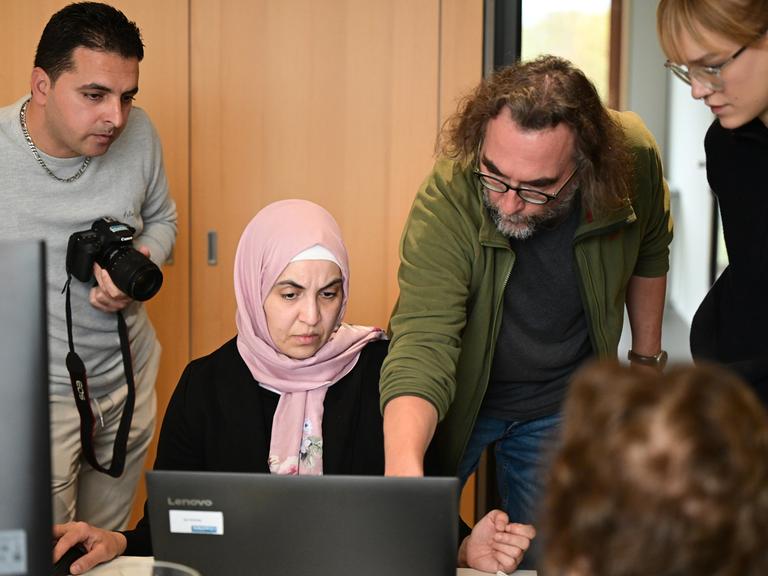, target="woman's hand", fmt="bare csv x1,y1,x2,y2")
53,521,128,574
458,509,535,574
